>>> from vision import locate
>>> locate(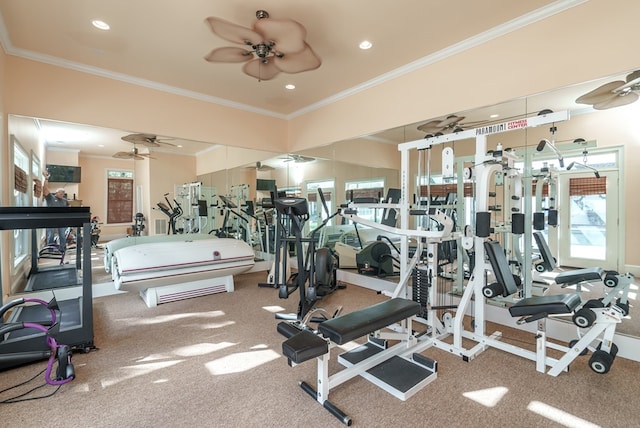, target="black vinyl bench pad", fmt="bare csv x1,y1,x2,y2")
509,293,582,318
555,267,604,286
318,298,421,345
282,329,329,364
